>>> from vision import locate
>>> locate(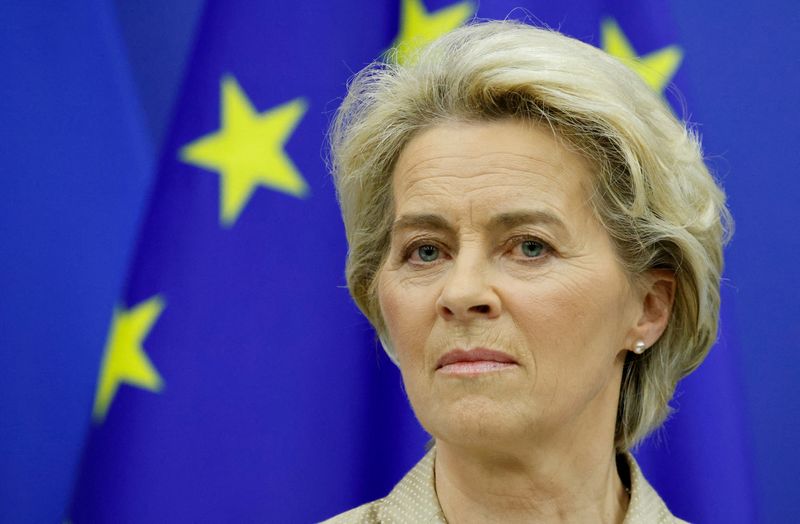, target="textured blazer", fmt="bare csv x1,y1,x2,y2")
323,447,689,523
